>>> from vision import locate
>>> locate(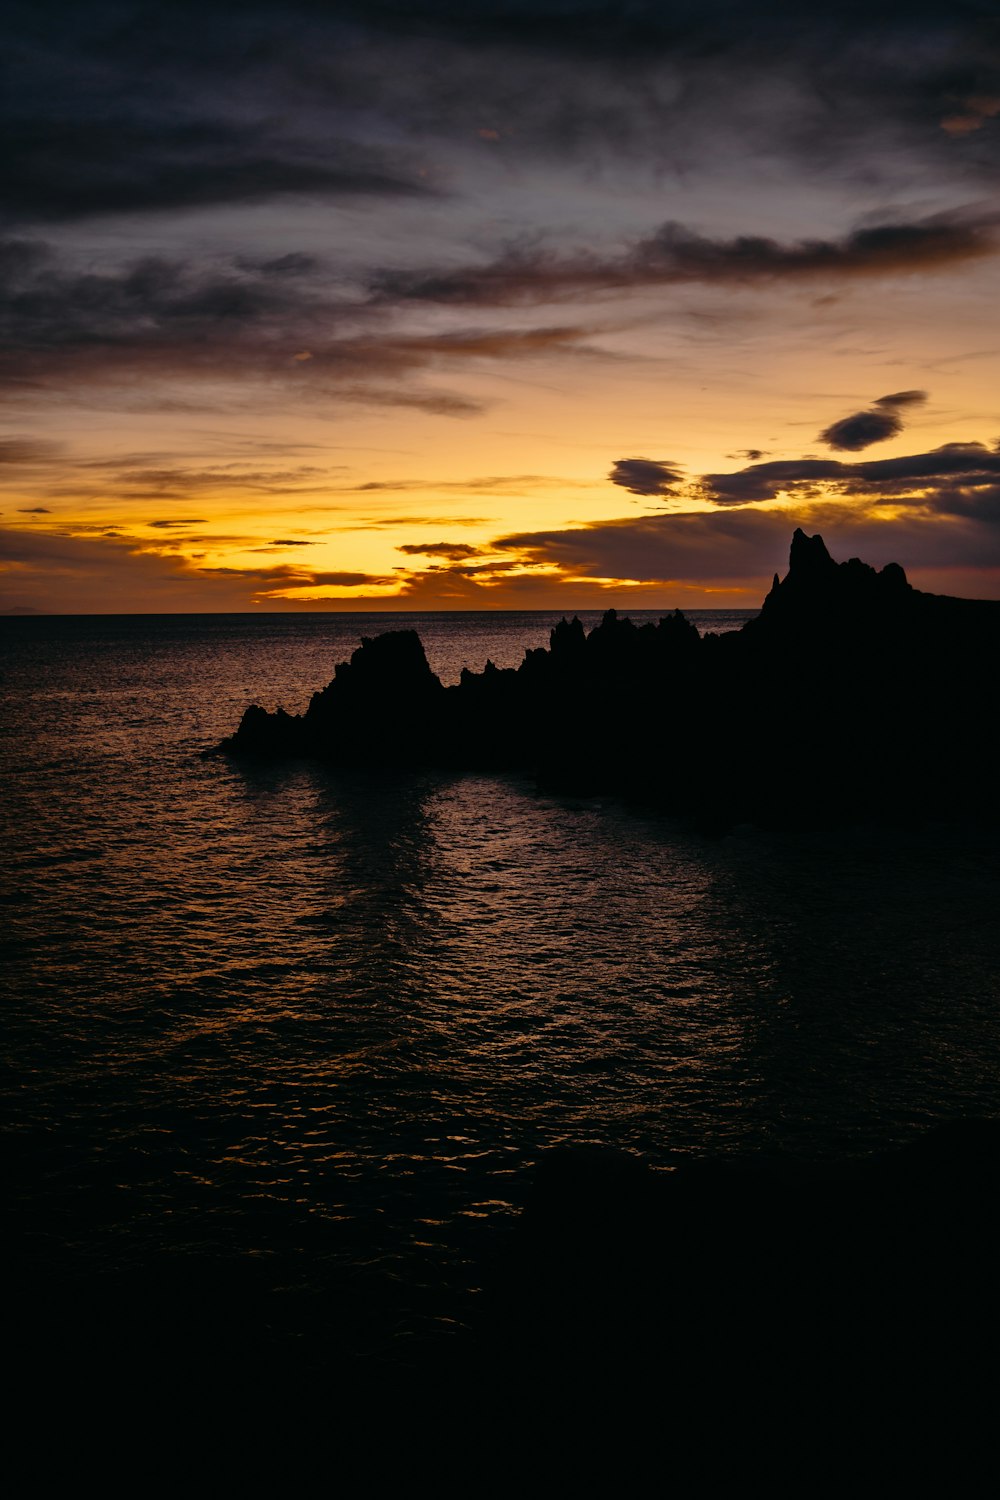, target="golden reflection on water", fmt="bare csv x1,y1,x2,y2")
4,614,1000,1355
